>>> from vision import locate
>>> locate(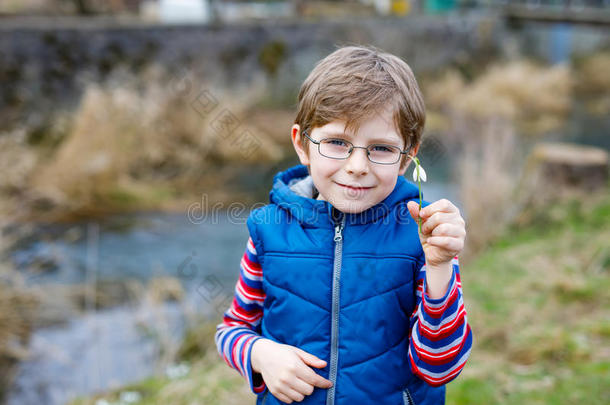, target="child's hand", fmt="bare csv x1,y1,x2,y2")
407,199,465,267
251,338,333,403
